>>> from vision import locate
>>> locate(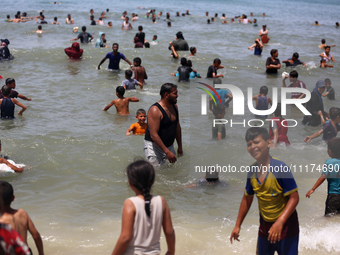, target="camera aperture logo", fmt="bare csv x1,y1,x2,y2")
197,82,312,128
